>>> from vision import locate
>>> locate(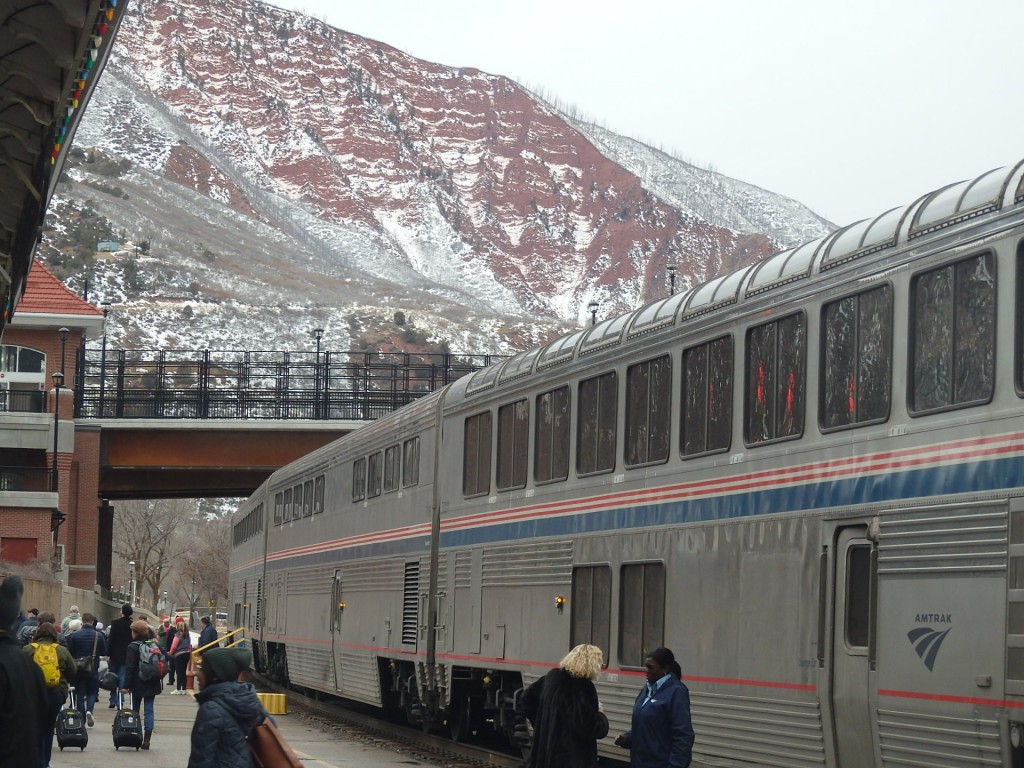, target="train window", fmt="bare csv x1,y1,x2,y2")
352,458,366,502
618,562,665,668
273,492,283,526
681,335,733,457
911,252,995,413
577,372,617,476
368,452,383,498
745,313,805,445
292,484,302,519
497,399,529,491
313,475,324,514
845,545,871,648
625,356,671,468
535,386,570,484
282,488,292,522
822,285,893,430
1018,244,1024,395
571,565,611,656
303,480,313,516
463,412,492,497
403,437,420,487
384,445,400,493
